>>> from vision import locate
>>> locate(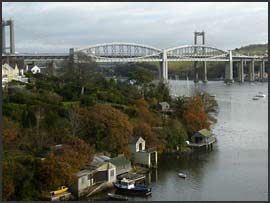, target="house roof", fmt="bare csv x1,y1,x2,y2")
159,102,169,106
109,155,131,167
198,129,212,137
2,63,18,70
128,136,144,144
76,169,91,177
